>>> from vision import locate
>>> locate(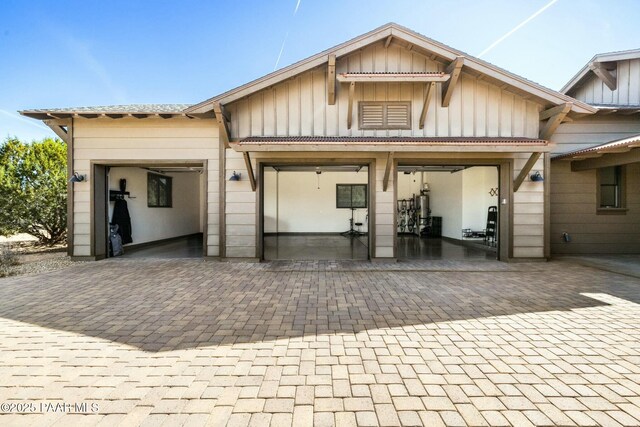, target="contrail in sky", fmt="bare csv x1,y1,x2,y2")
0,109,51,131
274,0,302,71
478,0,560,58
